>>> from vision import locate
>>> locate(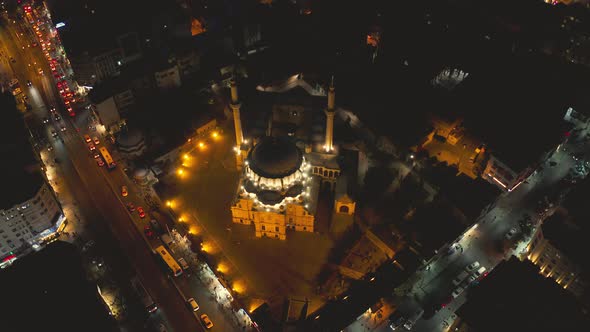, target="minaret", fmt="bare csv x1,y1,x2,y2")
230,79,245,169
324,77,336,152
231,80,244,147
